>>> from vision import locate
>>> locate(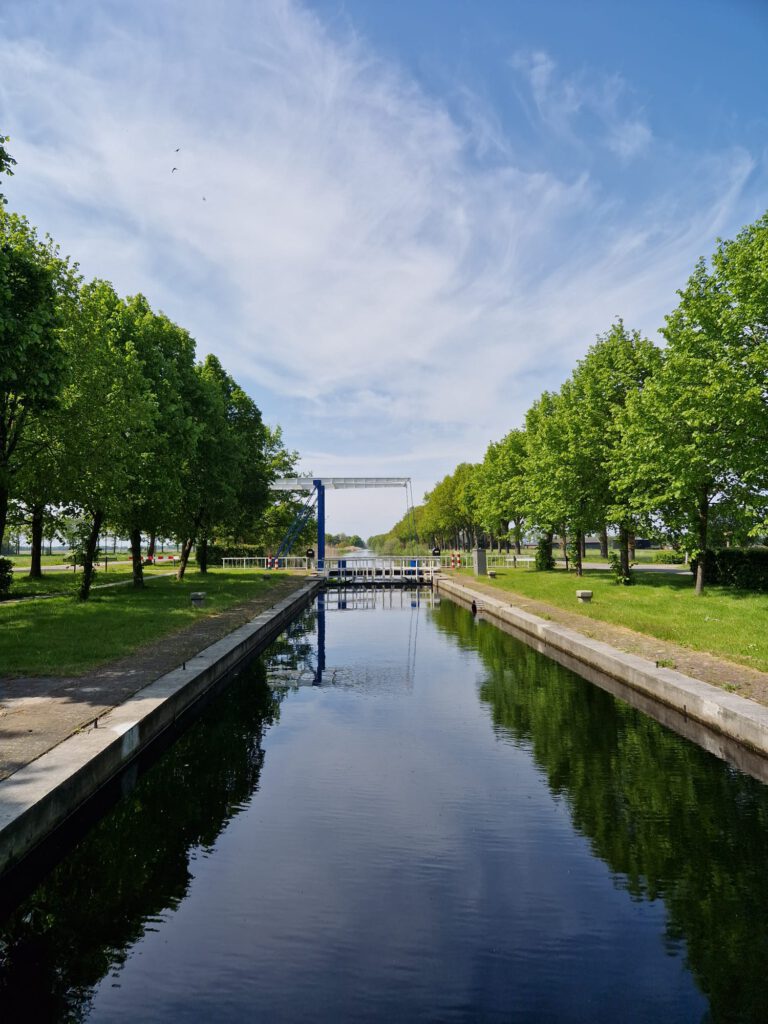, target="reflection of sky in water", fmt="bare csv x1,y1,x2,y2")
83,588,708,1022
